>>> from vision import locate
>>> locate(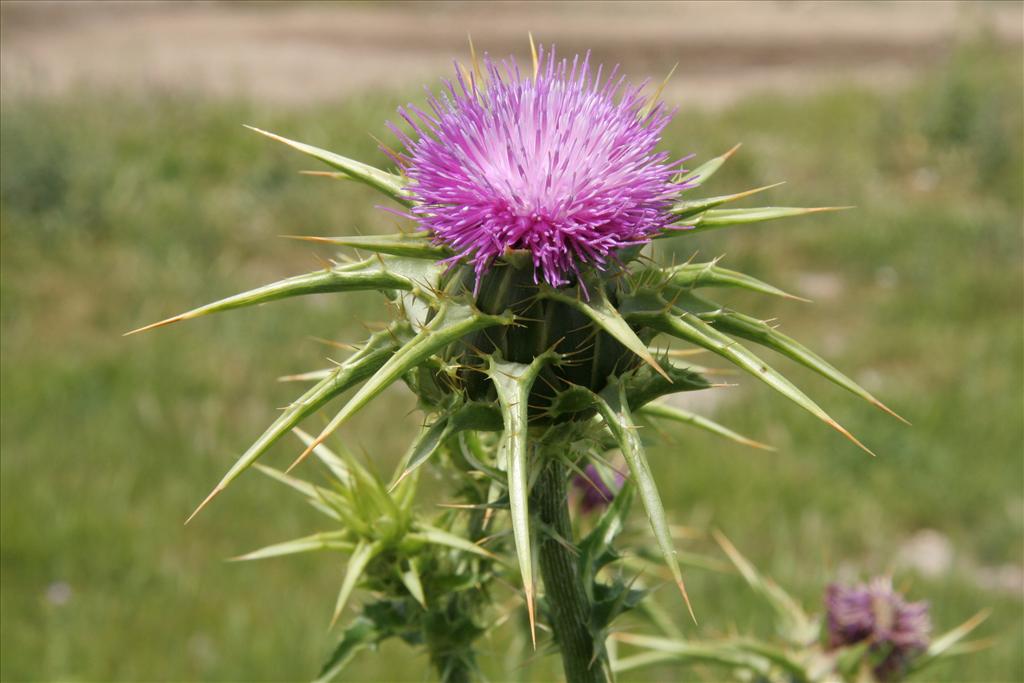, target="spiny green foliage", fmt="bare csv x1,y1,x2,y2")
127,123,907,678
